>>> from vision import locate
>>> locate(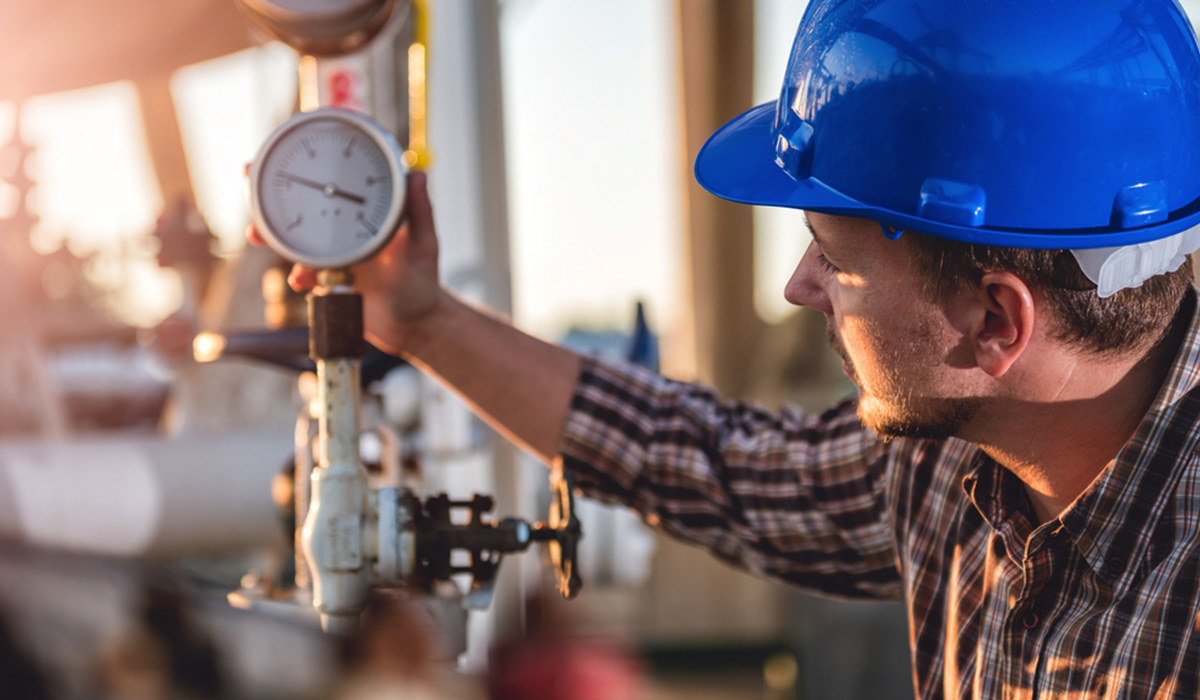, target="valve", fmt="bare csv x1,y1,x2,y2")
409,468,583,602
529,463,582,600
207,323,586,624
